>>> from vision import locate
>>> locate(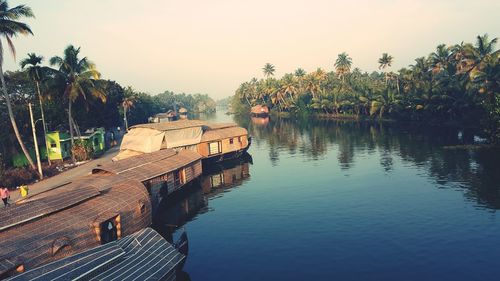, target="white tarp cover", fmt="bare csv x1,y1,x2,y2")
120,128,165,153
112,149,144,161
163,127,203,148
